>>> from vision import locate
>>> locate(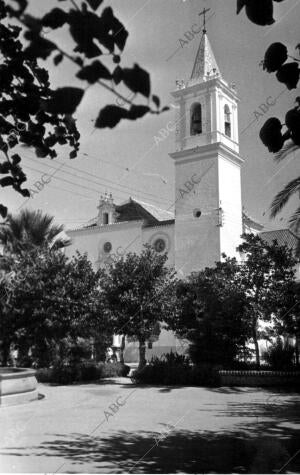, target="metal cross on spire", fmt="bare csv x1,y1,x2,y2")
198,7,211,34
